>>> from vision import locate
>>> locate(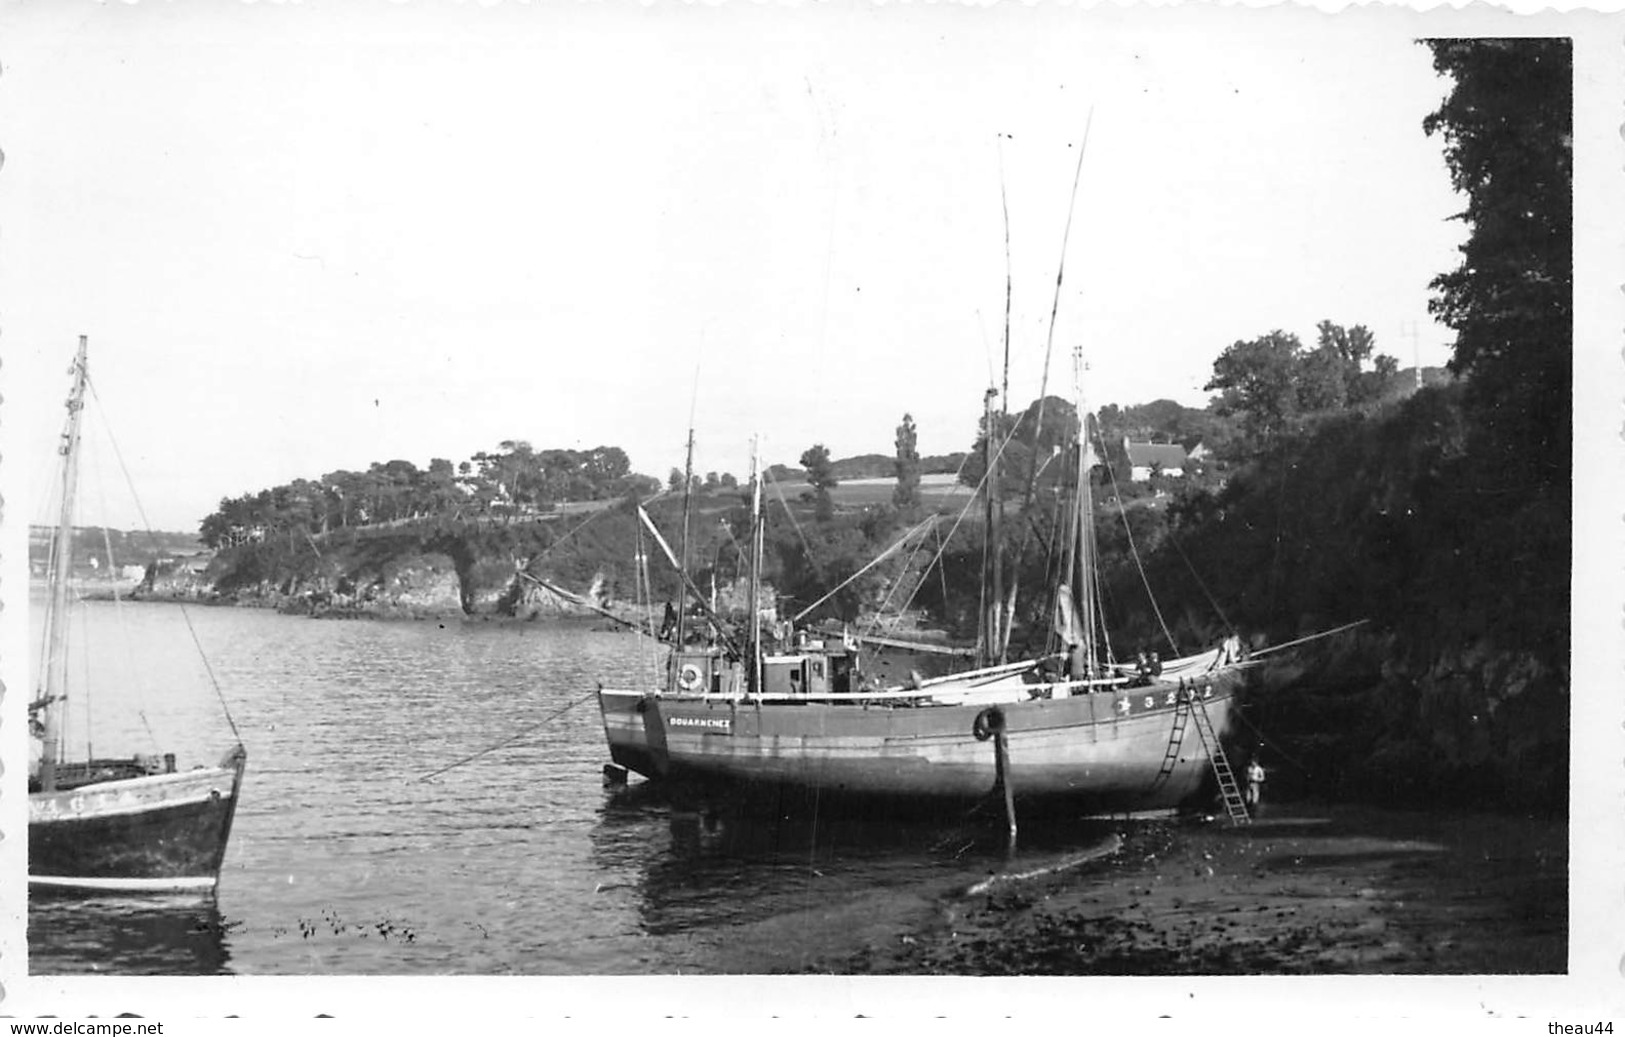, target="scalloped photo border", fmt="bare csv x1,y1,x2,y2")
0,1,1619,1031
